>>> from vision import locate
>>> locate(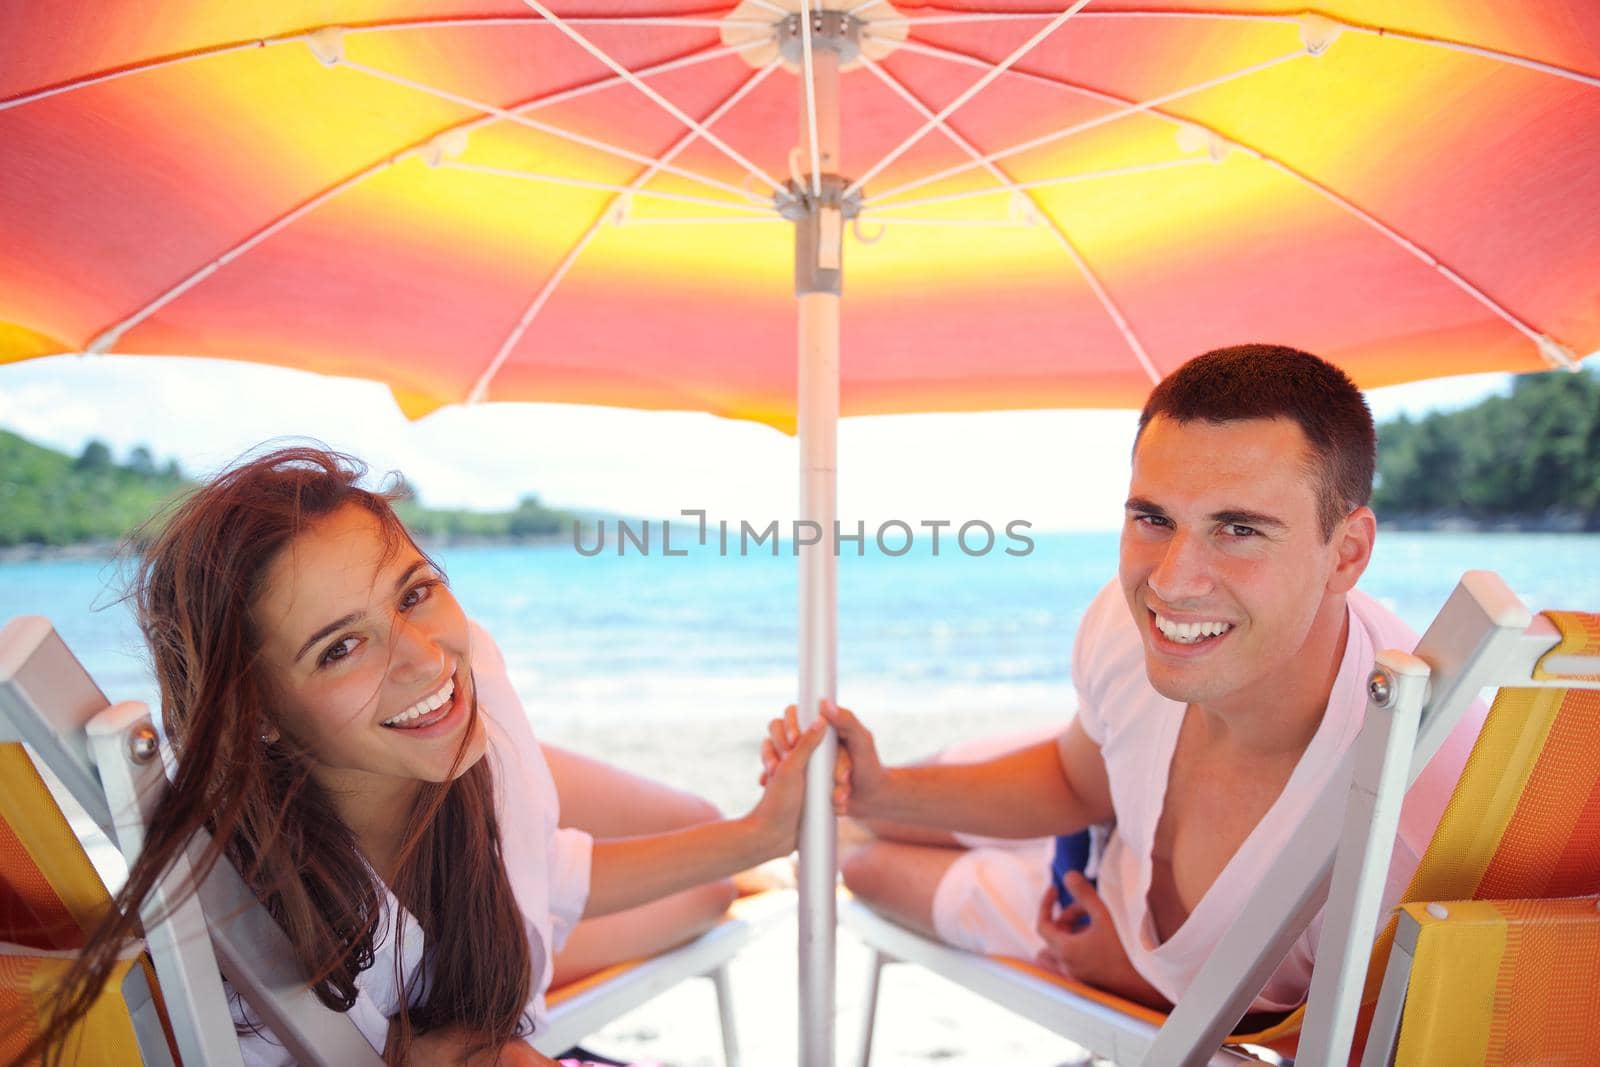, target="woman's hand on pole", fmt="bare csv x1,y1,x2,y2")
749,716,827,854
760,699,886,818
